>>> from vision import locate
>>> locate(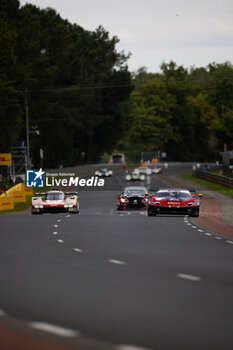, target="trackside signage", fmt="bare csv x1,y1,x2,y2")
26,169,105,188
0,153,12,165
